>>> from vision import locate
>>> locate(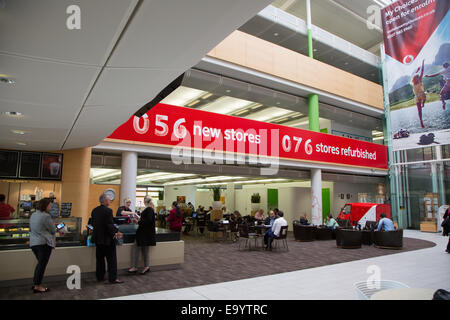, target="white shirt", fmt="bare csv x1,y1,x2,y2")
272,217,288,237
